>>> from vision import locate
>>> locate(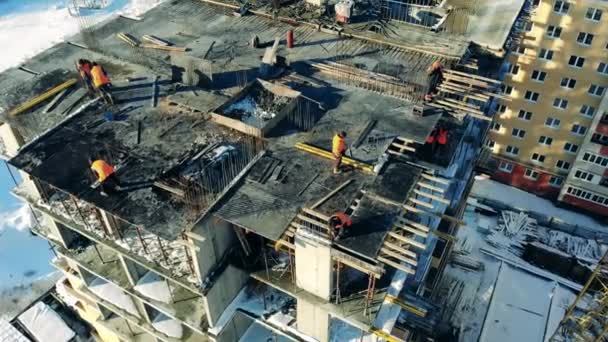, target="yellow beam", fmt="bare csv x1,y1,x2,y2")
369,328,404,342
385,294,428,317
294,142,374,173
9,79,77,116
